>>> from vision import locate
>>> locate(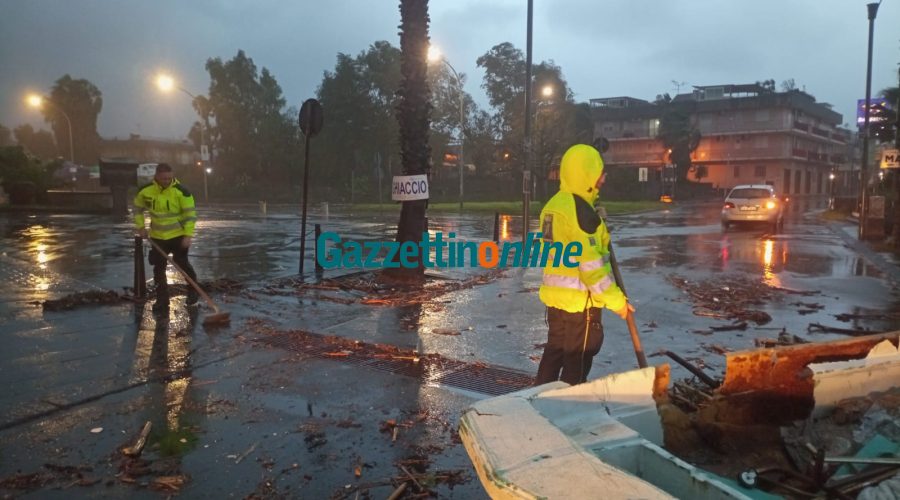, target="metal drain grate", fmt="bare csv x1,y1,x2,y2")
258,332,534,396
